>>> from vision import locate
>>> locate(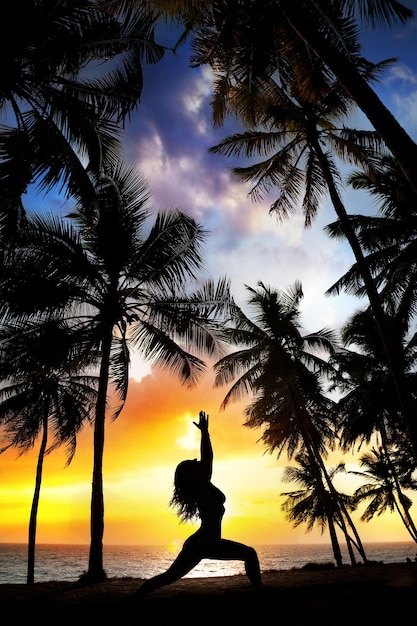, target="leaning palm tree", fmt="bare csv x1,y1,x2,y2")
0,0,164,218
214,281,365,565
156,0,417,191
0,319,98,584
326,154,417,323
281,453,359,556
0,160,233,581
325,154,417,459
352,447,417,543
